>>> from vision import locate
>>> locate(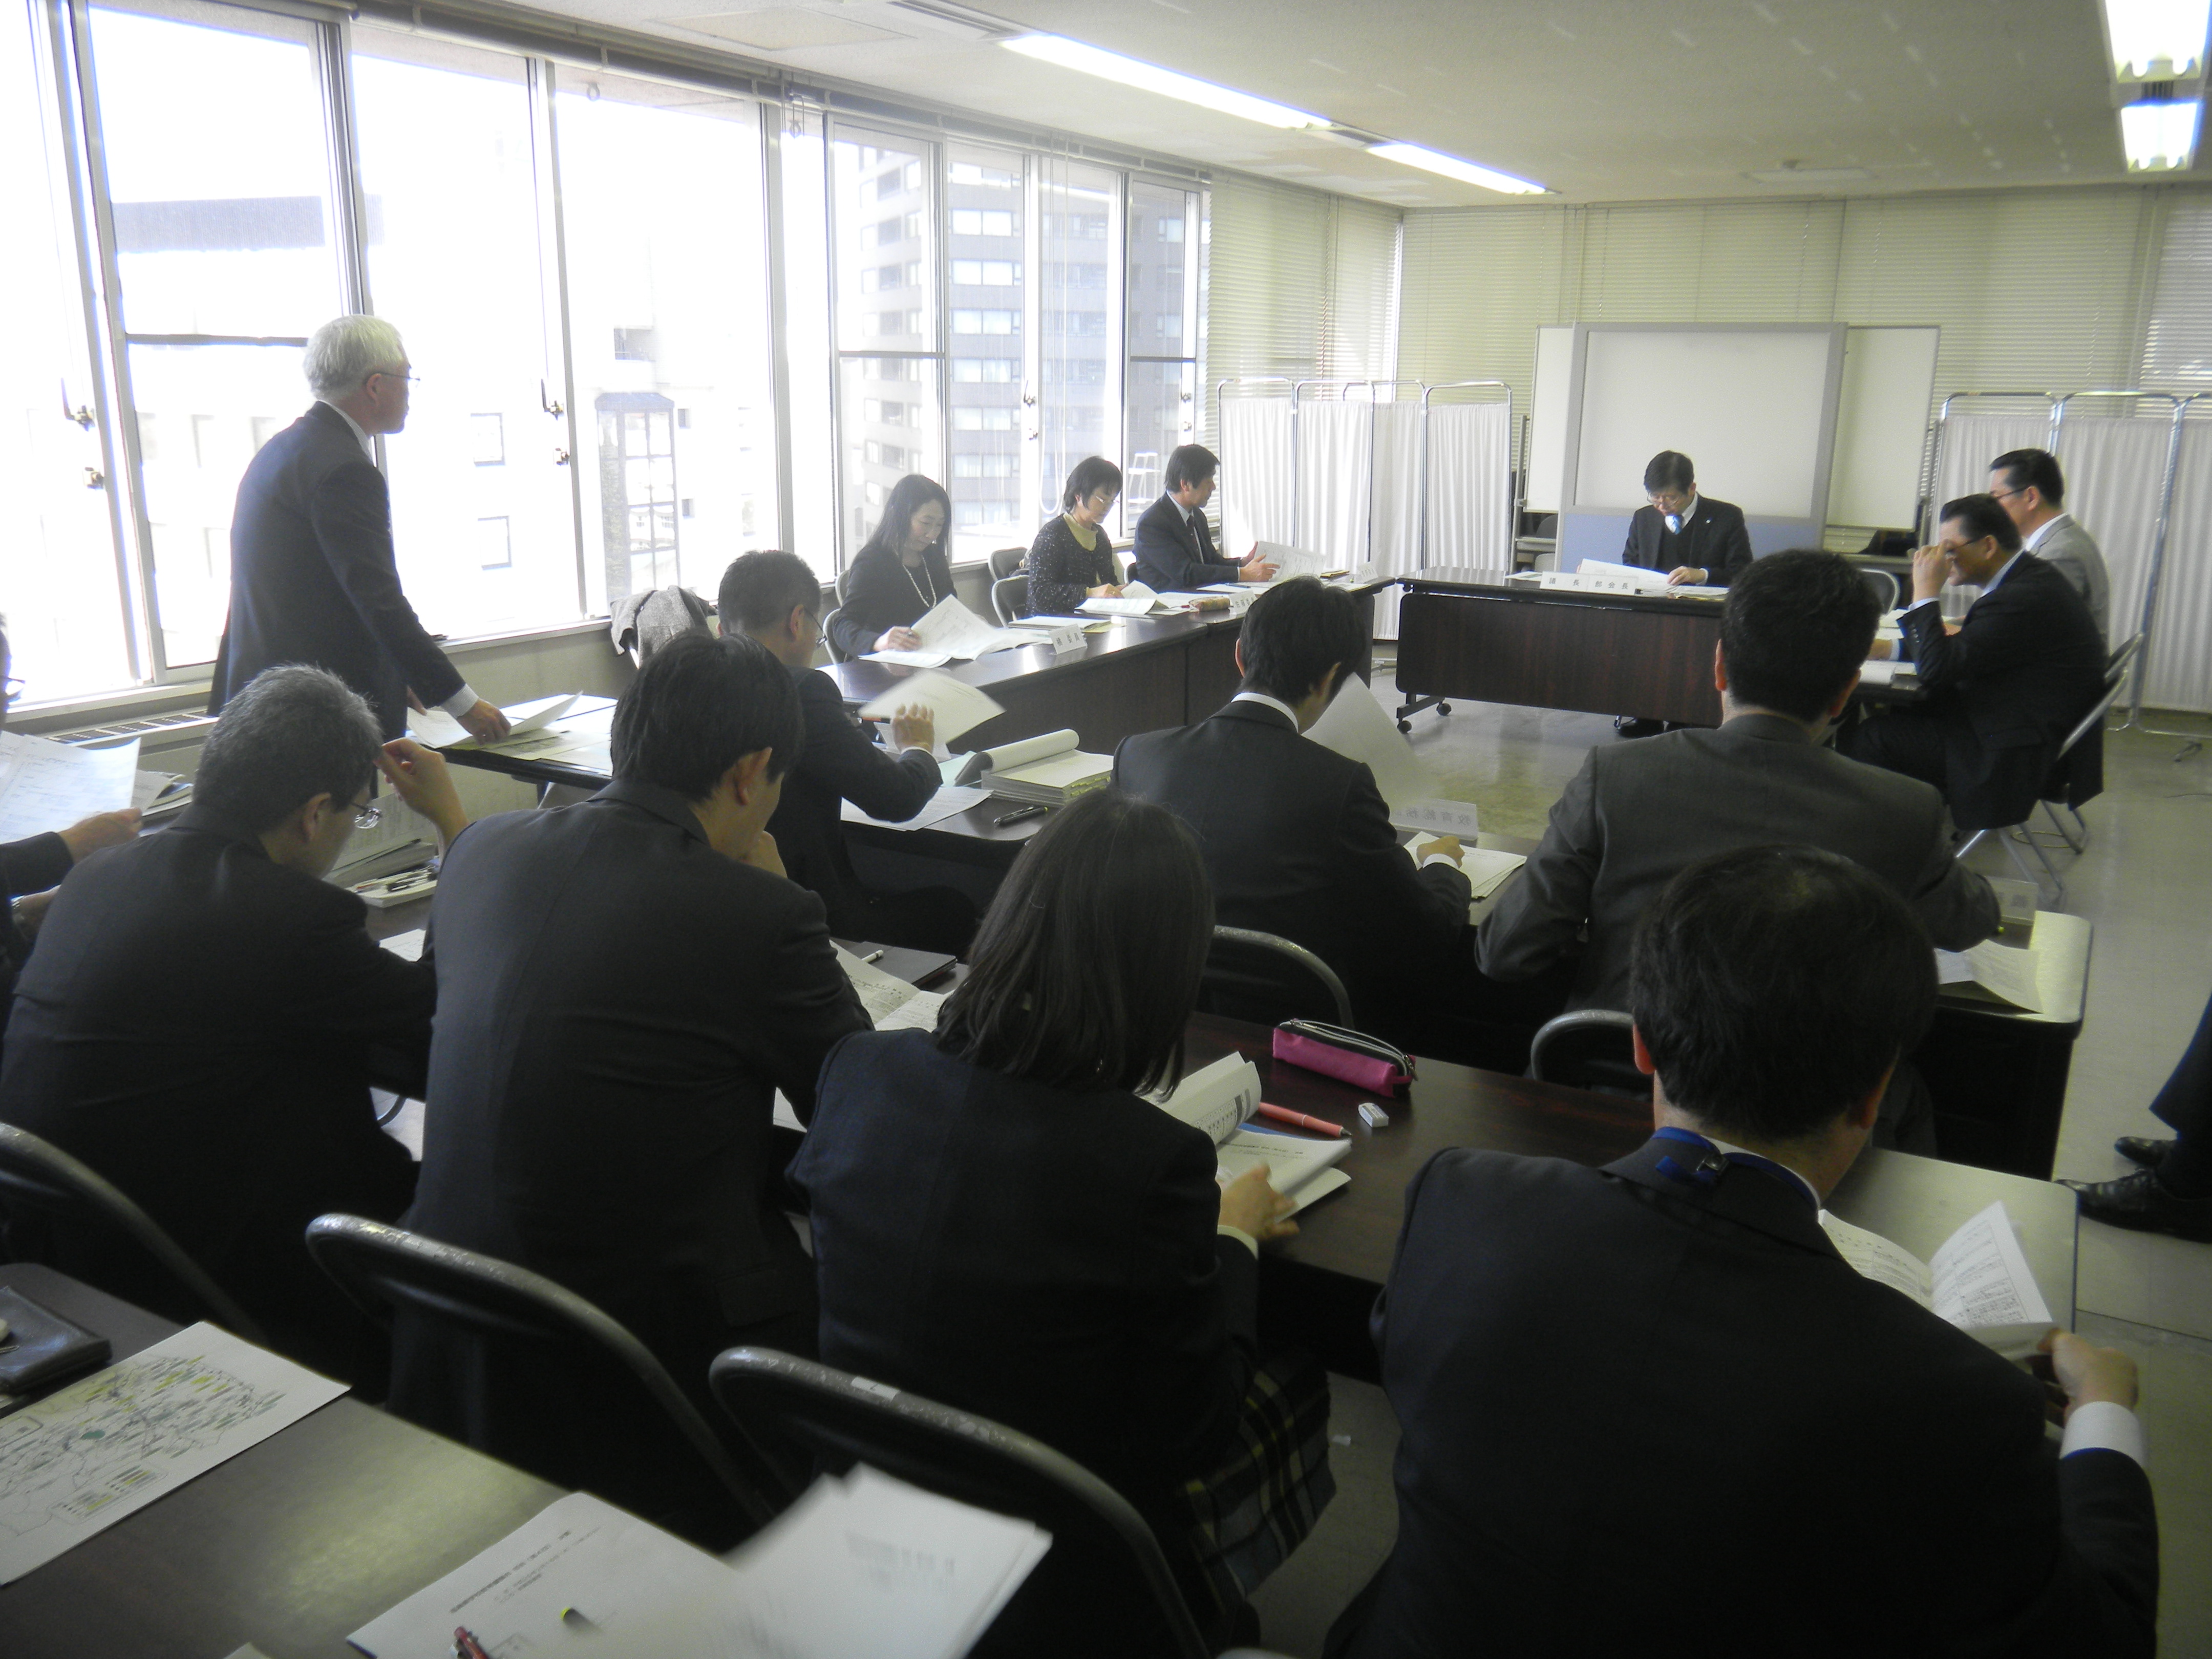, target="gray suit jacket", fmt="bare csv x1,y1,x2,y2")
2031,515,2110,641
1479,712,2000,1009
